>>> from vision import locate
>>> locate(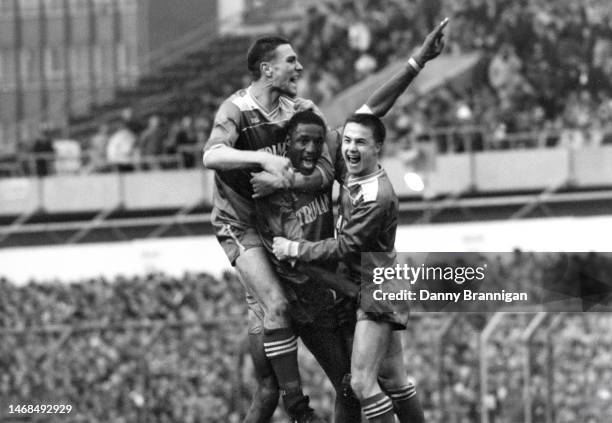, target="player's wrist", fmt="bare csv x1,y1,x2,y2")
407,56,424,73
289,241,299,258
256,151,271,169
288,172,299,190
